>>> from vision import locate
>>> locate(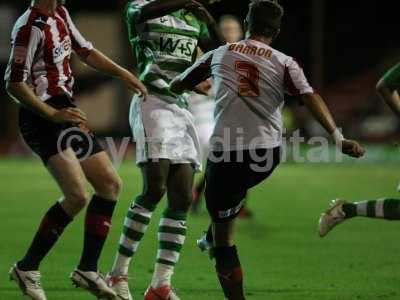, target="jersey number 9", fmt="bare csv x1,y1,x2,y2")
235,61,260,97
